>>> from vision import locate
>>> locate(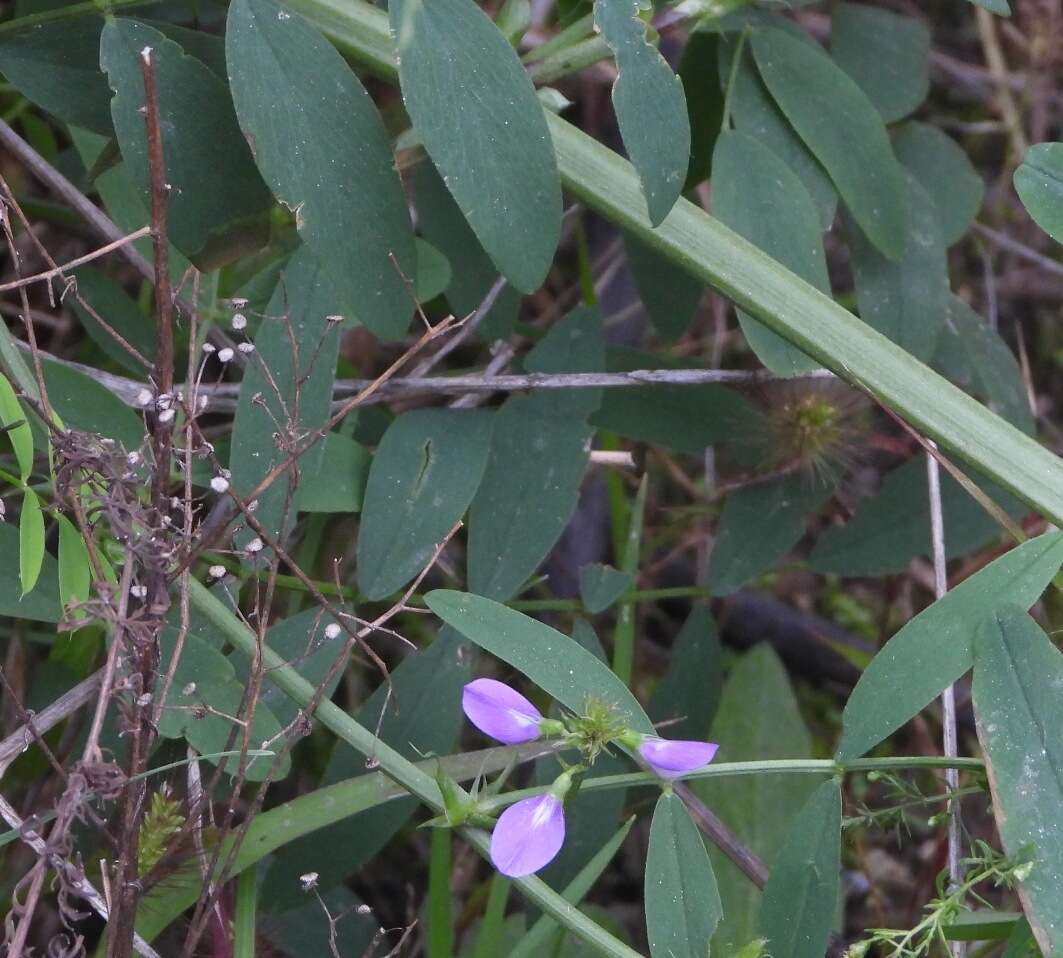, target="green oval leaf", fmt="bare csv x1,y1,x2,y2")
425,589,655,734
41,358,144,450
645,792,723,958
836,531,1063,760
57,514,91,618
1014,141,1063,245
0,370,33,482
751,26,908,259
712,128,829,375
391,0,561,292
831,3,929,124
595,0,690,225
579,563,633,614
19,487,45,597
0,522,59,622
757,780,841,958
227,0,417,338
69,266,156,375
101,19,273,266
357,408,495,600
624,232,704,342
974,607,1063,957
648,607,724,742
